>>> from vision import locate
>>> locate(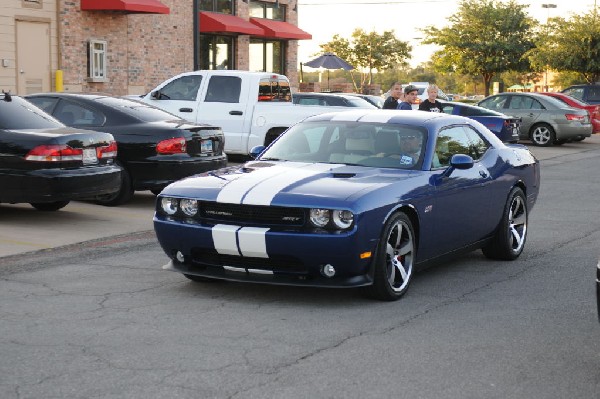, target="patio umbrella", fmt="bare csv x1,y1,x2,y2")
303,52,354,90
